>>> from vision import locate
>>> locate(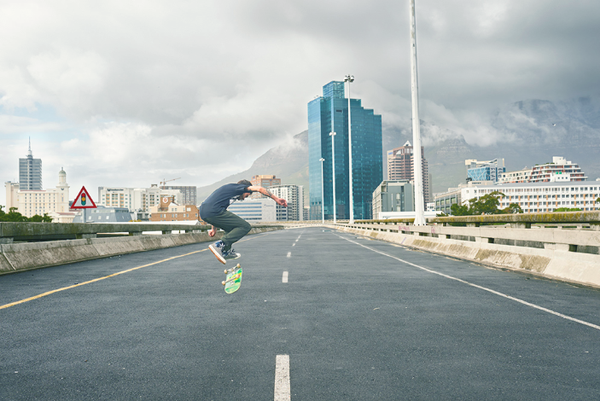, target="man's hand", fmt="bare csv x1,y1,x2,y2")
208,226,216,237
248,185,288,207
